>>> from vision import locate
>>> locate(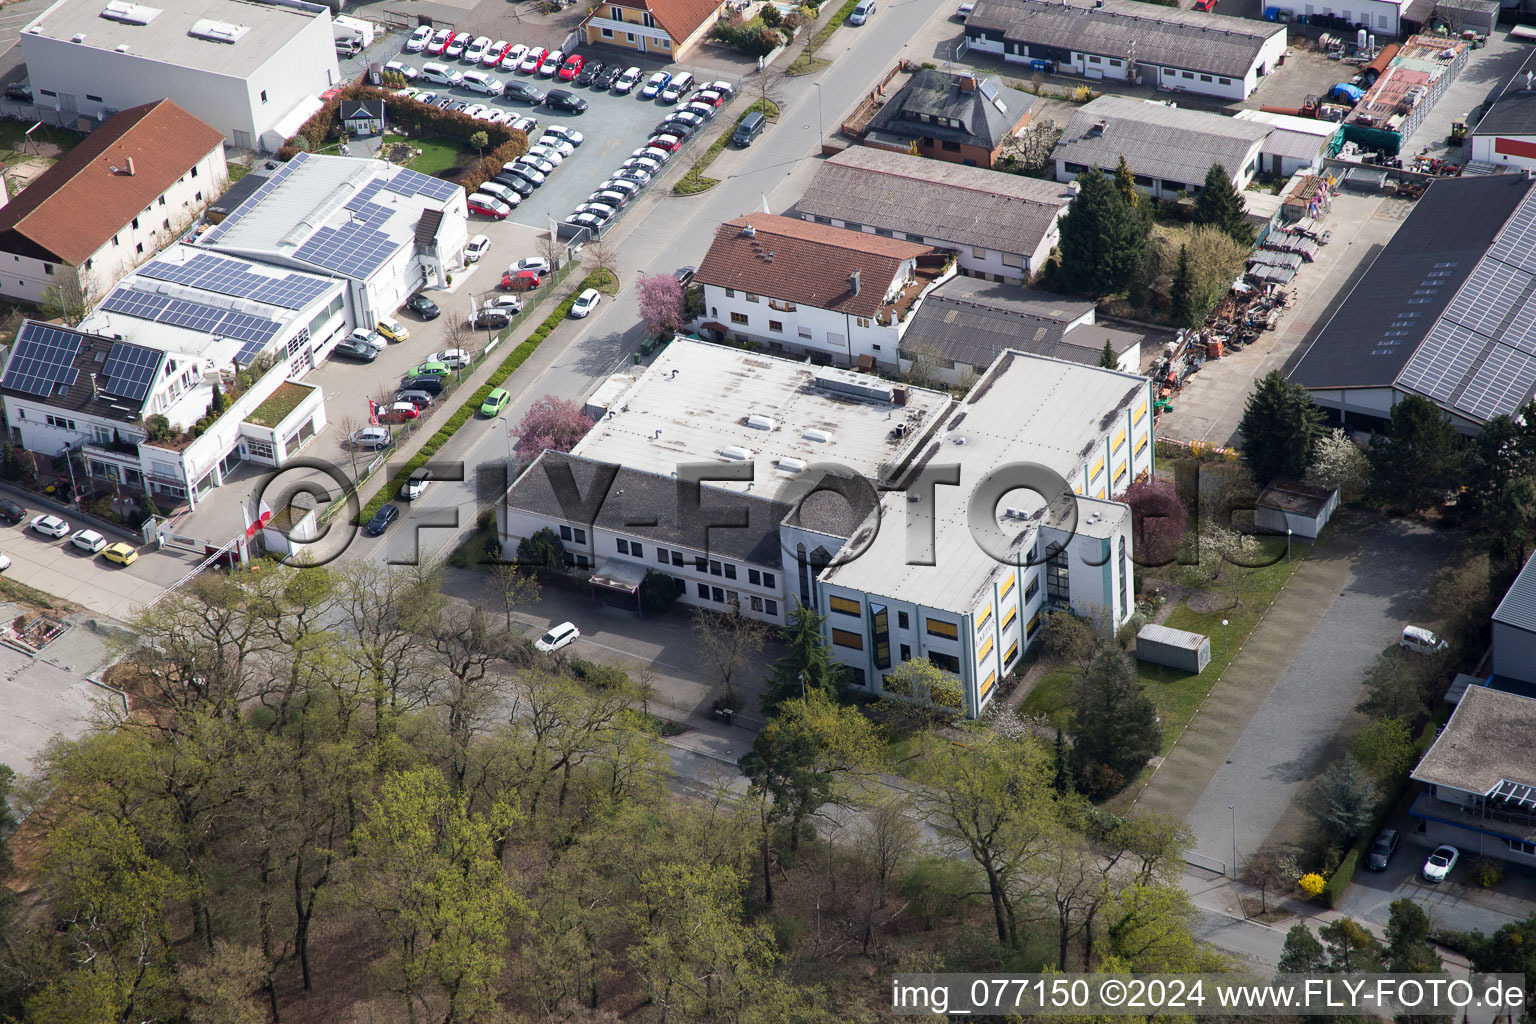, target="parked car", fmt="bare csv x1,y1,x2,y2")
590,188,629,209
599,177,641,197
660,71,693,103
848,0,874,22
517,154,555,176
464,234,492,262
558,54,585,81
955,2,974,15
478,180,521,207
395,390,437,409
504,159,545,185
0,499,24,525
462,103,491,120
641,71,671,98
732,110,766,146
707,80,736,97
493,172,536,196
103,542,139,566
545,124,584,146
519,46,548,73
400,468,433,500
1422,844,1459,882
471,307,512,329
1366,829,1400,871
466,193,512,219
613,66,642,94
480,387,512,416
683,101,717,121
378,401,420,424
632,144,671,163
675,265,696,286
4,82,32,103
462,70,504,96
526,144,565,166
351,427,395,450
501,43,528,70
420,62,464,87
487,294,524,312
511,114,540,134
444,32,468,58
535,621,580,652
544,89,588,113
652,120,694,141
501,270,544,291
70,529,107,554
1400,625,1448,654
384,61,420,81
464,36,492,63
536,135,575,158
570,288,602,318
412,360,451,378
505,80,545,104
365,504,401,536
692,89,725,108
647,133,683,153
567,211,603,231
572,202,615,222
576,60,605,86
30,514,69,538
537,50,565,76
594,65,622,90
664,110,705,131
612,166,652,185
431,348,473,369
427,27,453,54
513,256,553,275
347,327,385,353
407,293,441,319
1193,0,1216,10
484,40,510,66
333,336,379,361
405,25,433,51
400,374,444,394
377,317,410,343
621,155,662,175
